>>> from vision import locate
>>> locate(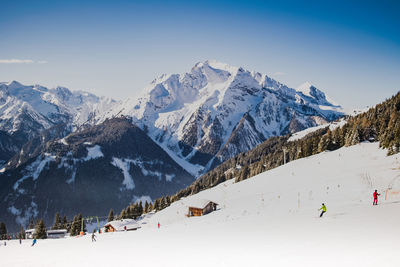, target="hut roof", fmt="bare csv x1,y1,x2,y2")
186,198,218,209
47,229,67,234
105,219,140,231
